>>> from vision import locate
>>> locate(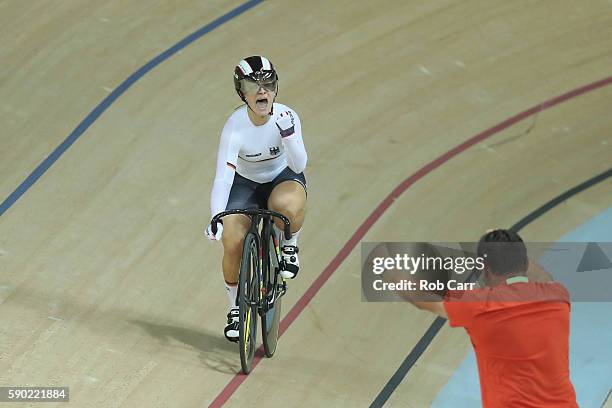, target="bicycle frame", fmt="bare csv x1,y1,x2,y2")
211,208,291,311
210,208,292,368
